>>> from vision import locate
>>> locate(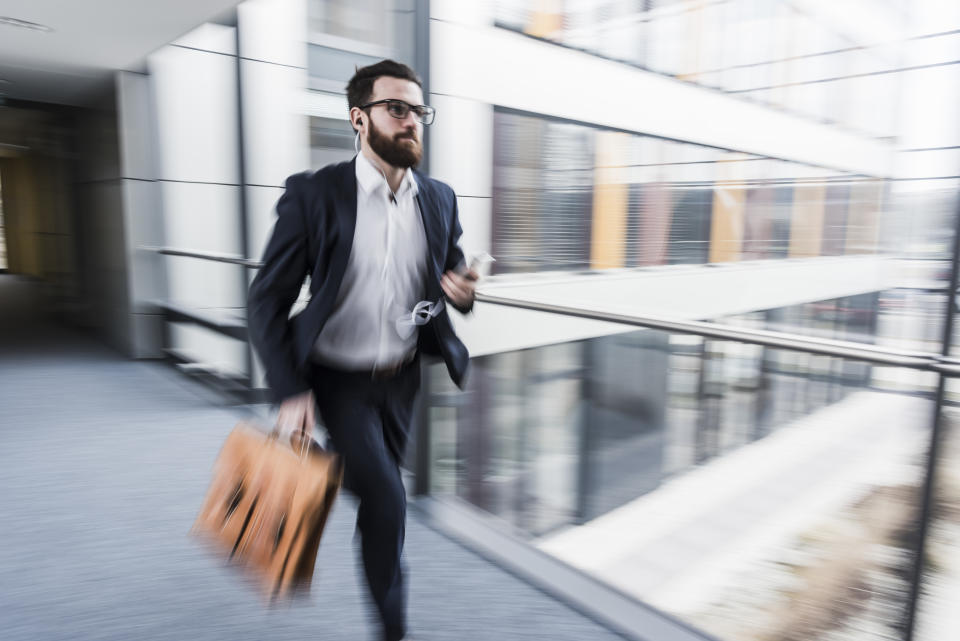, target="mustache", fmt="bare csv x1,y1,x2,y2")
394,131,419,141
